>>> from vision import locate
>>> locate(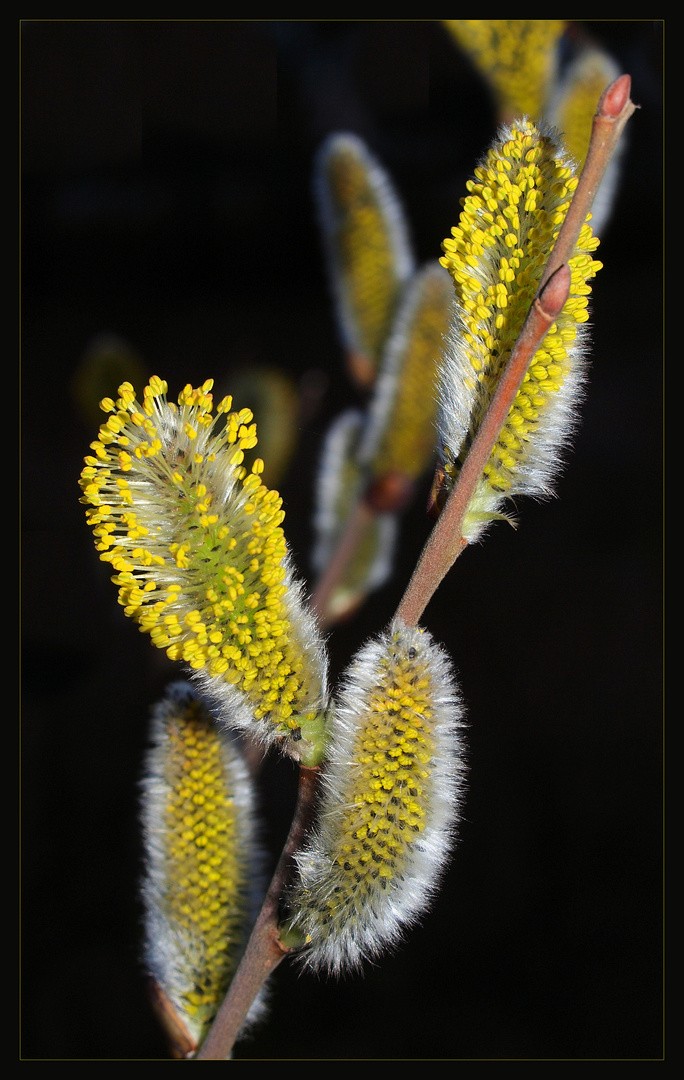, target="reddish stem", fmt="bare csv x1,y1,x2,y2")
190,74,637,1061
